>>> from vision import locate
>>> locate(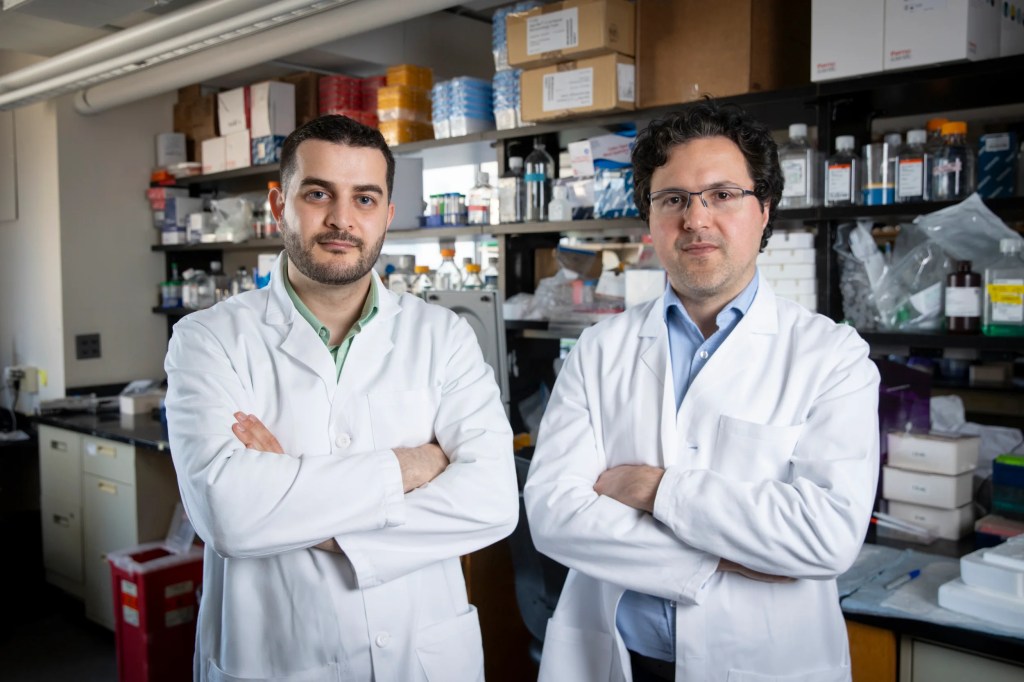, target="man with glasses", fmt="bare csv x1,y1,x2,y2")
525,101,879,681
